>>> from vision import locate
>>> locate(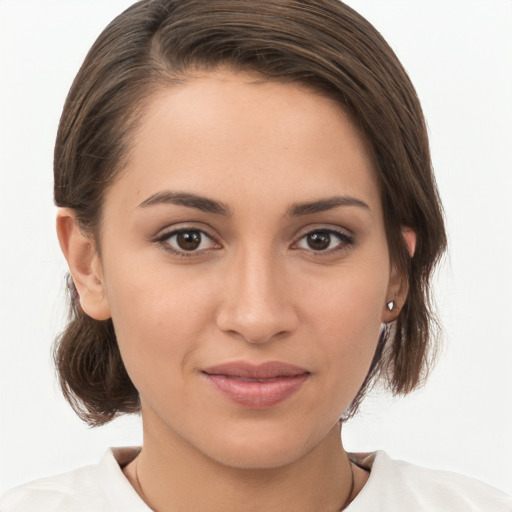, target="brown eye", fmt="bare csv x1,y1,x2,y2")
306,231,332,251
295,228,353,253
176,230,202,251
161,229,218,254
